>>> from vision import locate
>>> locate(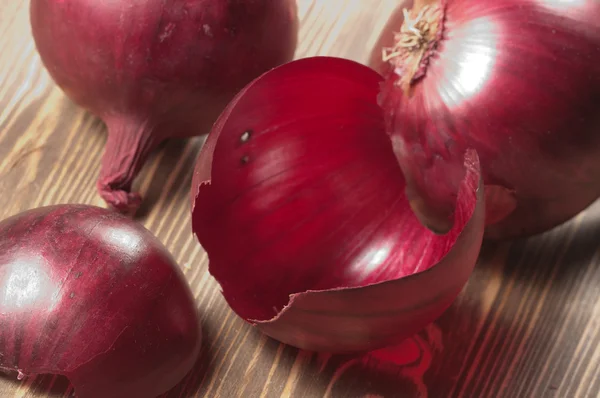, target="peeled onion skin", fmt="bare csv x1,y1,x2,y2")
191,57,484,353
30,0,299,215
373,0,600,239
0,205,201,398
